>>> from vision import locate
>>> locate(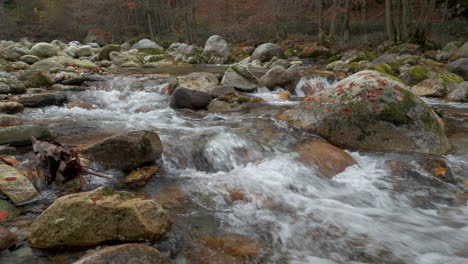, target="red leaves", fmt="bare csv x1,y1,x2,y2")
343,108,352,116
4,177,17,182
0,210,8,222
90,195,104,202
